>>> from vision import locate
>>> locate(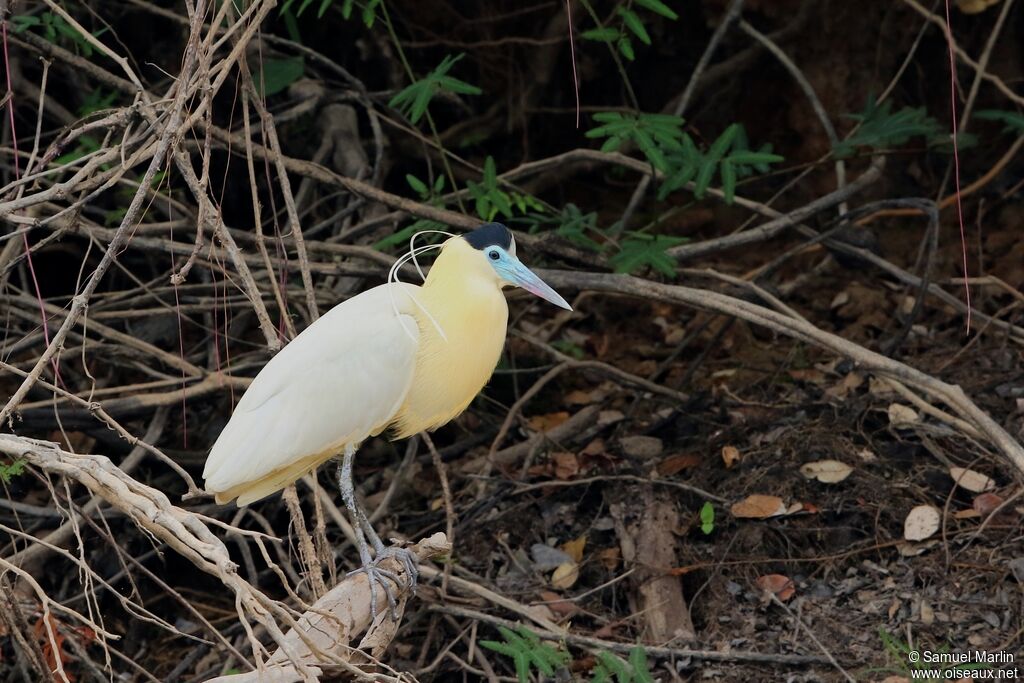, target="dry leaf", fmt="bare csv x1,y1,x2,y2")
528,412,570,431
552,451,579,480
904,505,941,541
973,492,1003,516
956,0,1000,13
657,453,701,476
857,448,878,463
537,590,577,618
754,574,795,601
948,466,995,493
721,445,741,469
598,547,620,570
788,368,826,384
799,459,853,484
564,389,594,405
550,562,579,589
953,508,980,520
897,539,938,557
888,403,919,426
731,494,787,519
560,535,587,564
825,372,864,399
